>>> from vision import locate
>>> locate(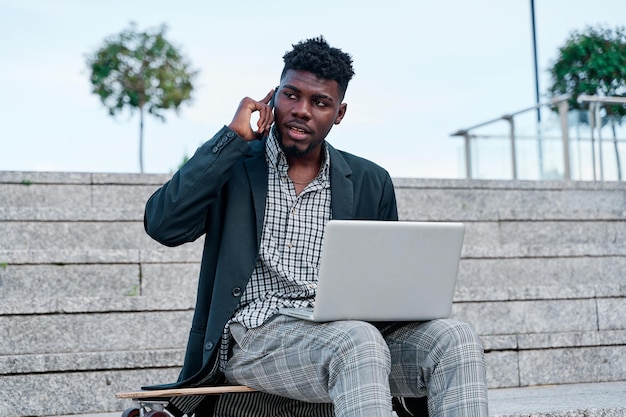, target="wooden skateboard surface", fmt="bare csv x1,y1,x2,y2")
116,385,256,399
